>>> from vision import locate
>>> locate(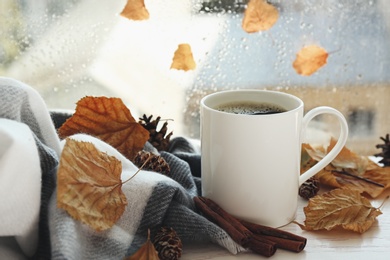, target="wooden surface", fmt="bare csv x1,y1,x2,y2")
182,190,390,260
